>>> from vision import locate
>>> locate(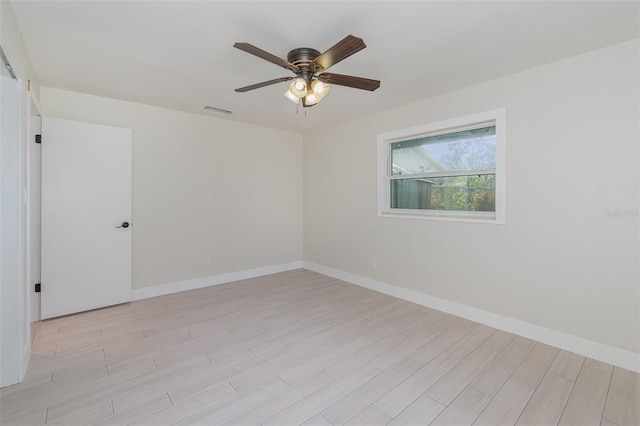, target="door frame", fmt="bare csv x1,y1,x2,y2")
27,93,41,326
